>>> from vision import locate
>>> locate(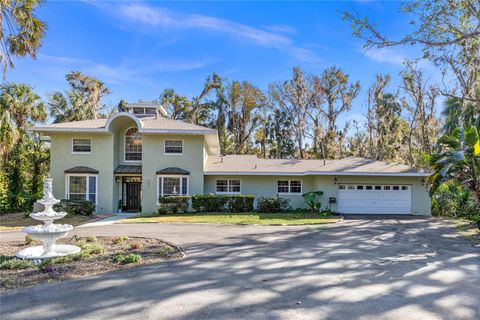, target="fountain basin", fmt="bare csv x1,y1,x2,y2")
16,244,81,259
30,211,67,222
16,224,80,259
